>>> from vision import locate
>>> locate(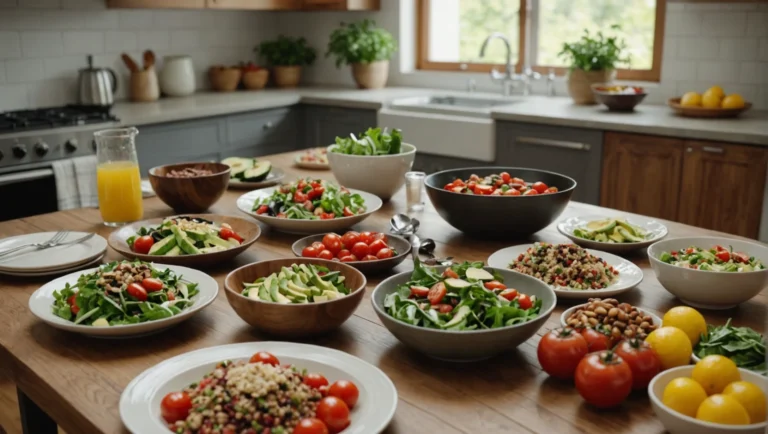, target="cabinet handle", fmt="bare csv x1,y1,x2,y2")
263,121,273,130
702,146,724,154
516,136,591,151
